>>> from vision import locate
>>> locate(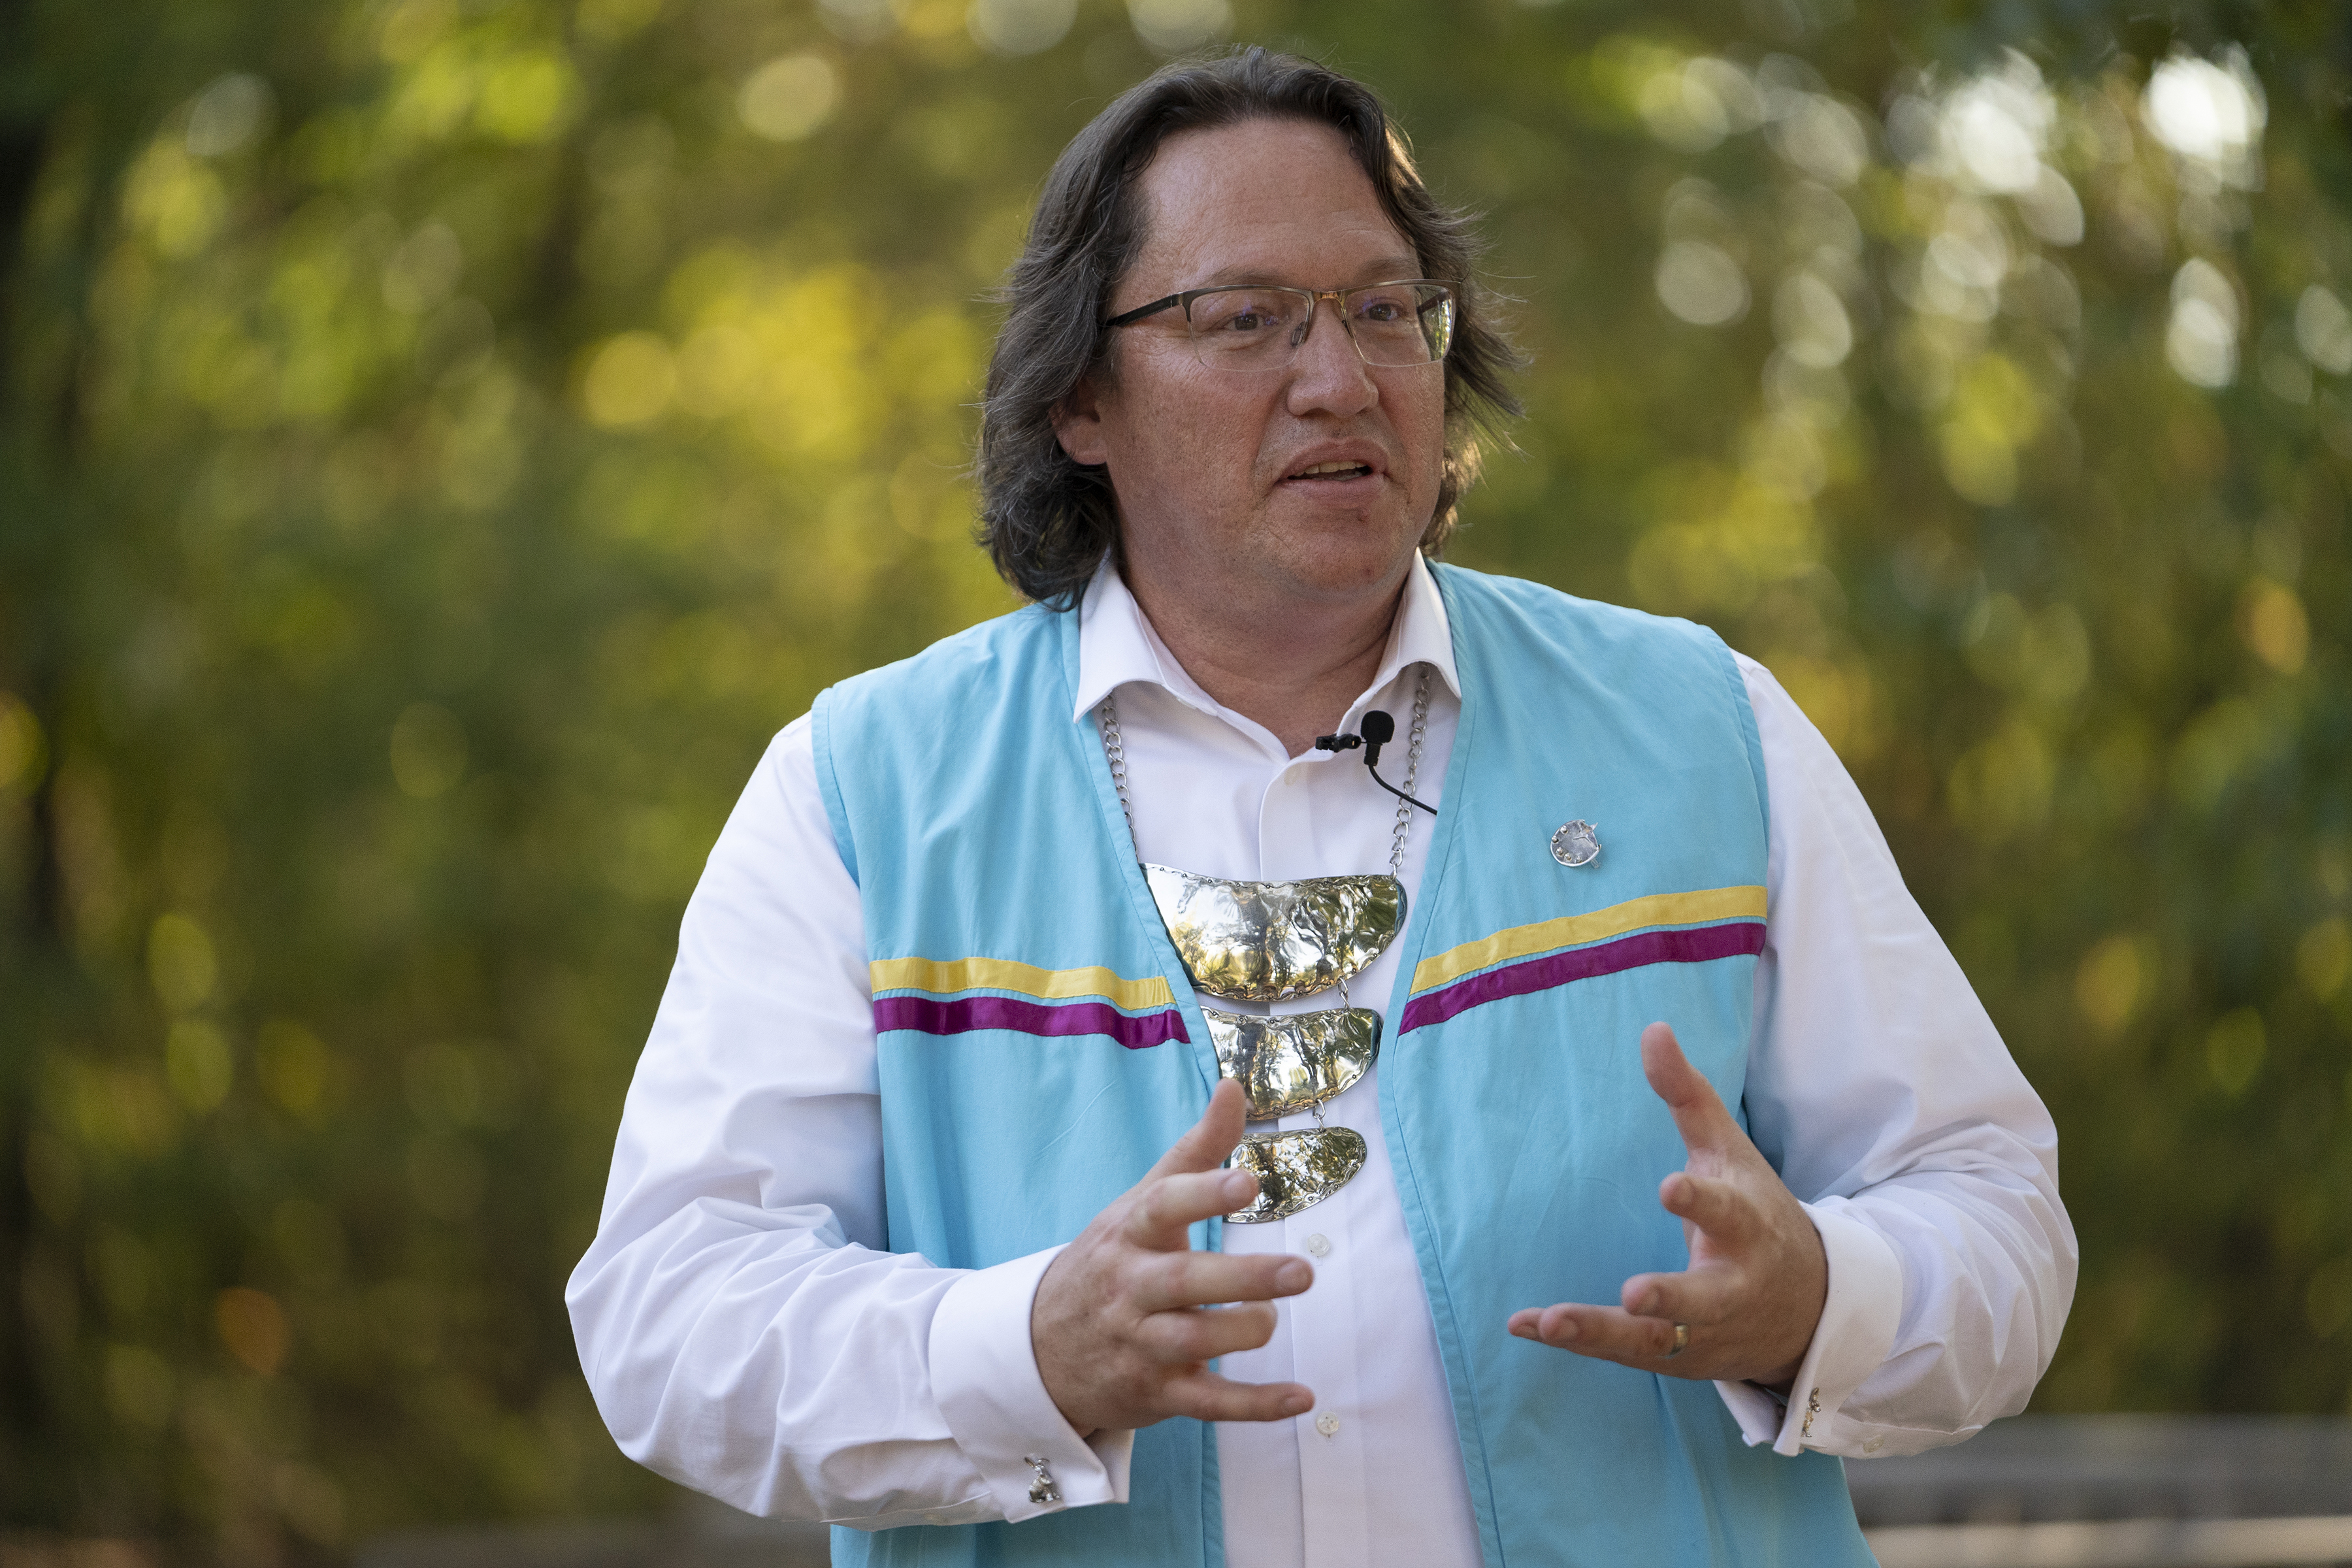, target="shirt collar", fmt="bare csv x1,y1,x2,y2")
1070,551,1460,724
